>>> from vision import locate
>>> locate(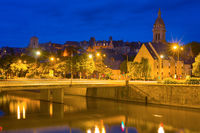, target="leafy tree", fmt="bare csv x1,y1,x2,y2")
128,58,151,80
192,53,200,77
10,62,28,77
140,58,151,80
128,62,142,79
75,54,95,79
